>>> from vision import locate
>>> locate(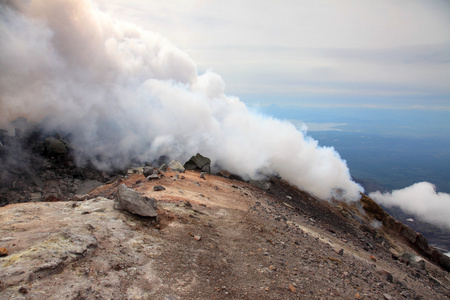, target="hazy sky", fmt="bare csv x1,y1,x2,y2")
95,0,450,109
